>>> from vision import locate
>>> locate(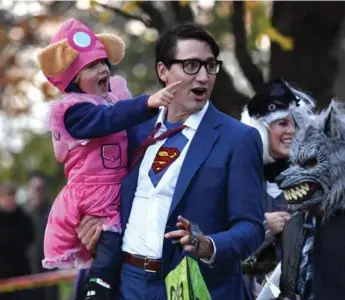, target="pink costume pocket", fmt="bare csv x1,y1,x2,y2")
101,143,122,169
